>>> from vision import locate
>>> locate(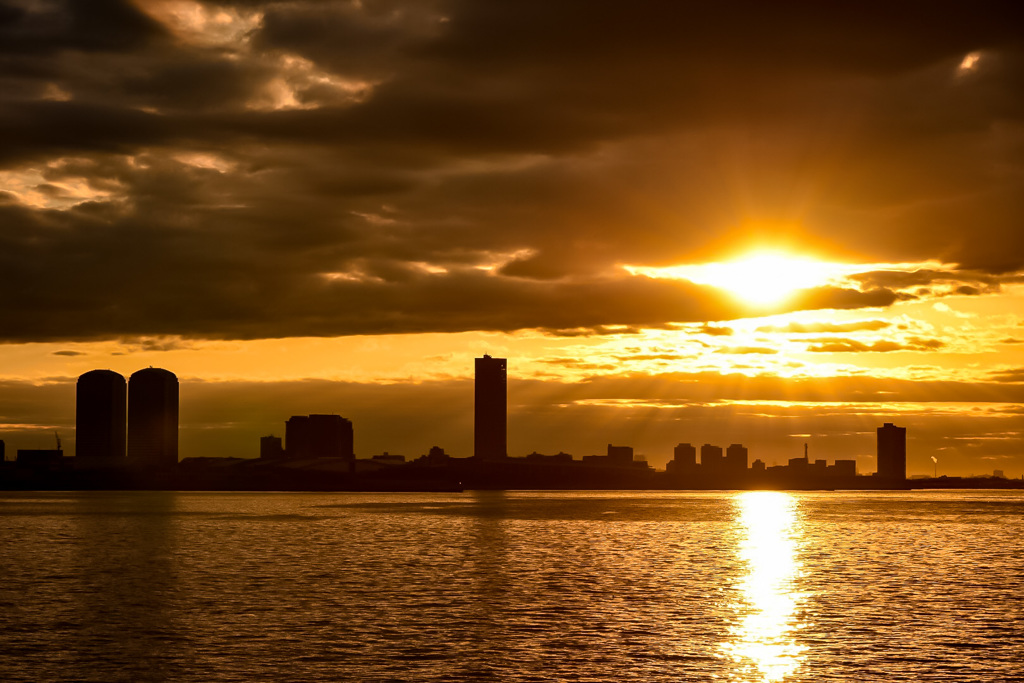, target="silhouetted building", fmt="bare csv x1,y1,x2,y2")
16,449,63,469
260,435,284,459
285,416,310,458
127,368,179,467
426,446,450,464
286,414,353,459
0,439,5,462
525,451,573,463
76,370,127,460
829,459,857,477
675,443,697,466
751,458,766,472
877,422,906,480
726,444,748,472
701,444,724,474
788,456,809,471
667,442,697,473
474,355,507,459
582,448,649,468
607,444,633,465
581,445,639,467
